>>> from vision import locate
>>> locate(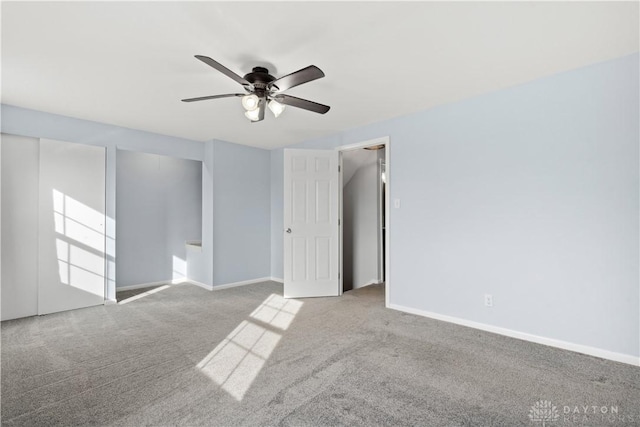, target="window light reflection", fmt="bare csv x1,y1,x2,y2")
197,294,303,400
